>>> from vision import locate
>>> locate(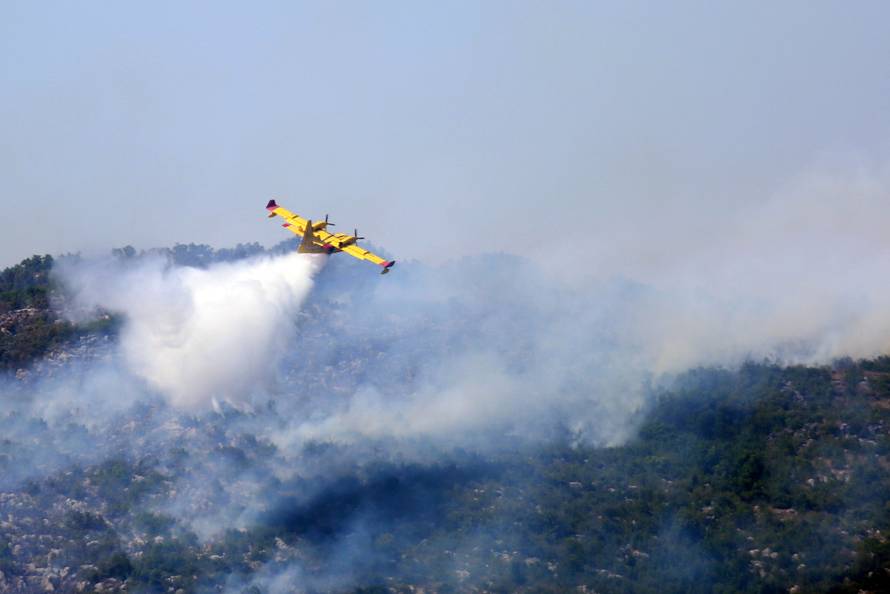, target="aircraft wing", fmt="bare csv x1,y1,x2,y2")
338,242,394,271
265,200,311,237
